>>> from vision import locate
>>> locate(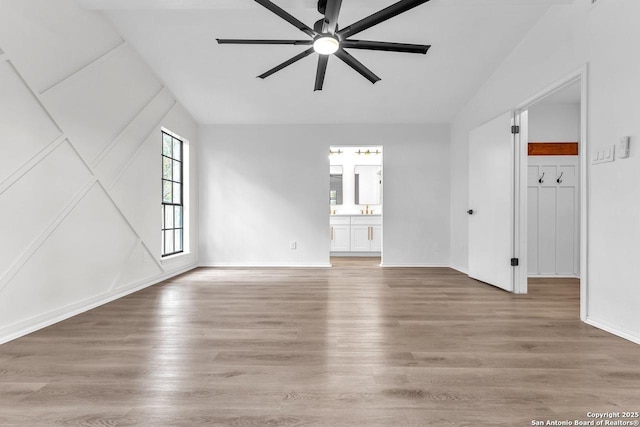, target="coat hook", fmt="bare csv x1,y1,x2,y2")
538,172,545,184
556,172,564,184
